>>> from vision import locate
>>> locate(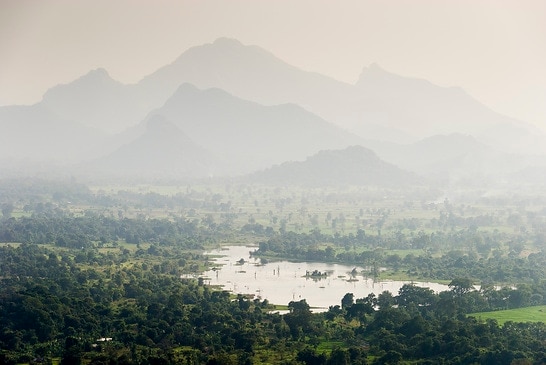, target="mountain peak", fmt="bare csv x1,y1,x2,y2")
176,37,258,61
367,62,385,72
145,114,179,133
165,83,238,108
356,63,396,84
75,68,115,84
250,145,419,186
212,37,244,48
43,67,116,95
86,67,110,77
173,82,200,95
